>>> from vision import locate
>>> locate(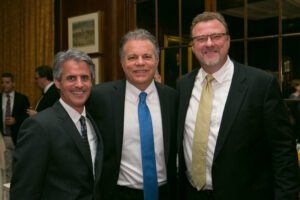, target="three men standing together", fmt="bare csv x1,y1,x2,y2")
9,11,299,200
